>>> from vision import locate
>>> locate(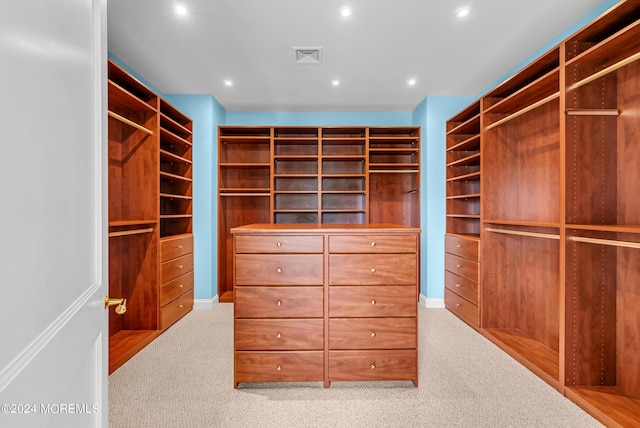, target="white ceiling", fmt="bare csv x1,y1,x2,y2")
107,0,609,112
